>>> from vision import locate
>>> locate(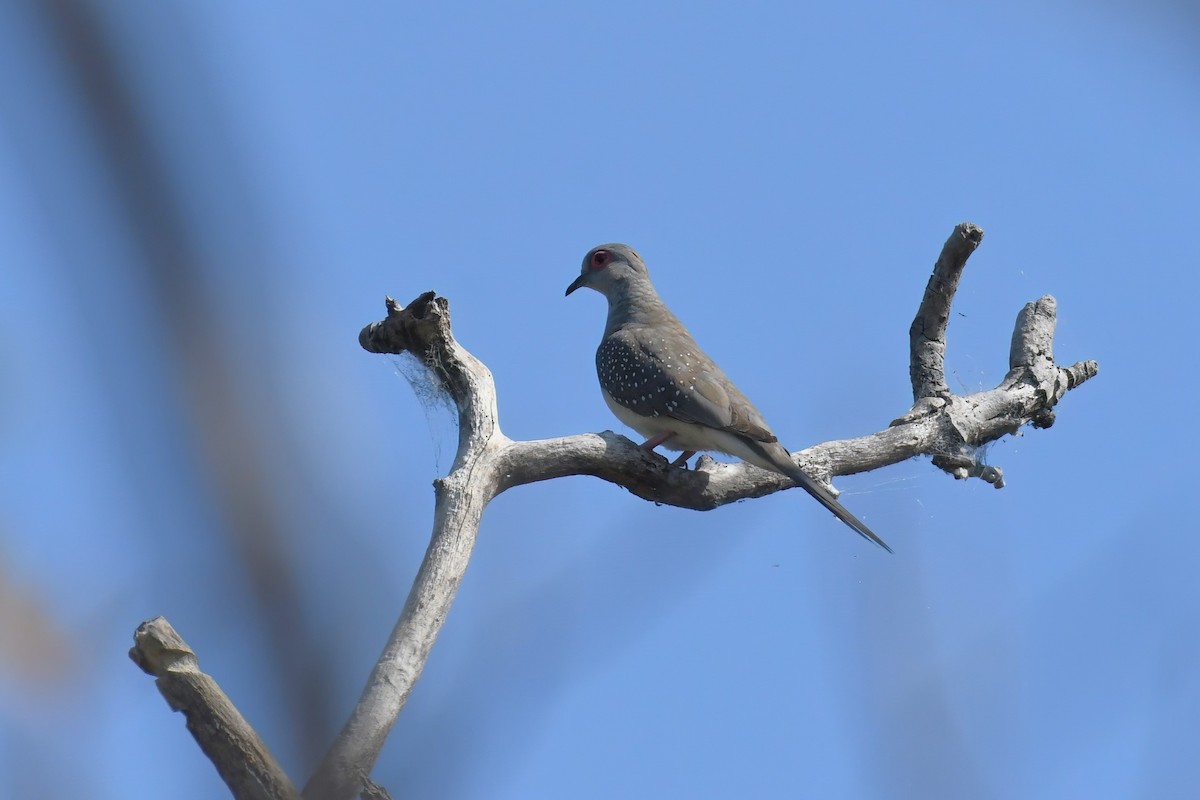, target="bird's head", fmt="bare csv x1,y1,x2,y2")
565,243,648,298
